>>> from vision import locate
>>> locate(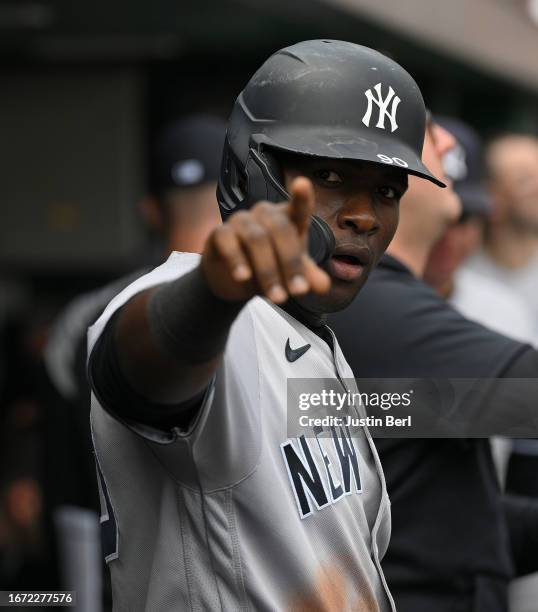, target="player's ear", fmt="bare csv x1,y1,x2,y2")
140,196,165,232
